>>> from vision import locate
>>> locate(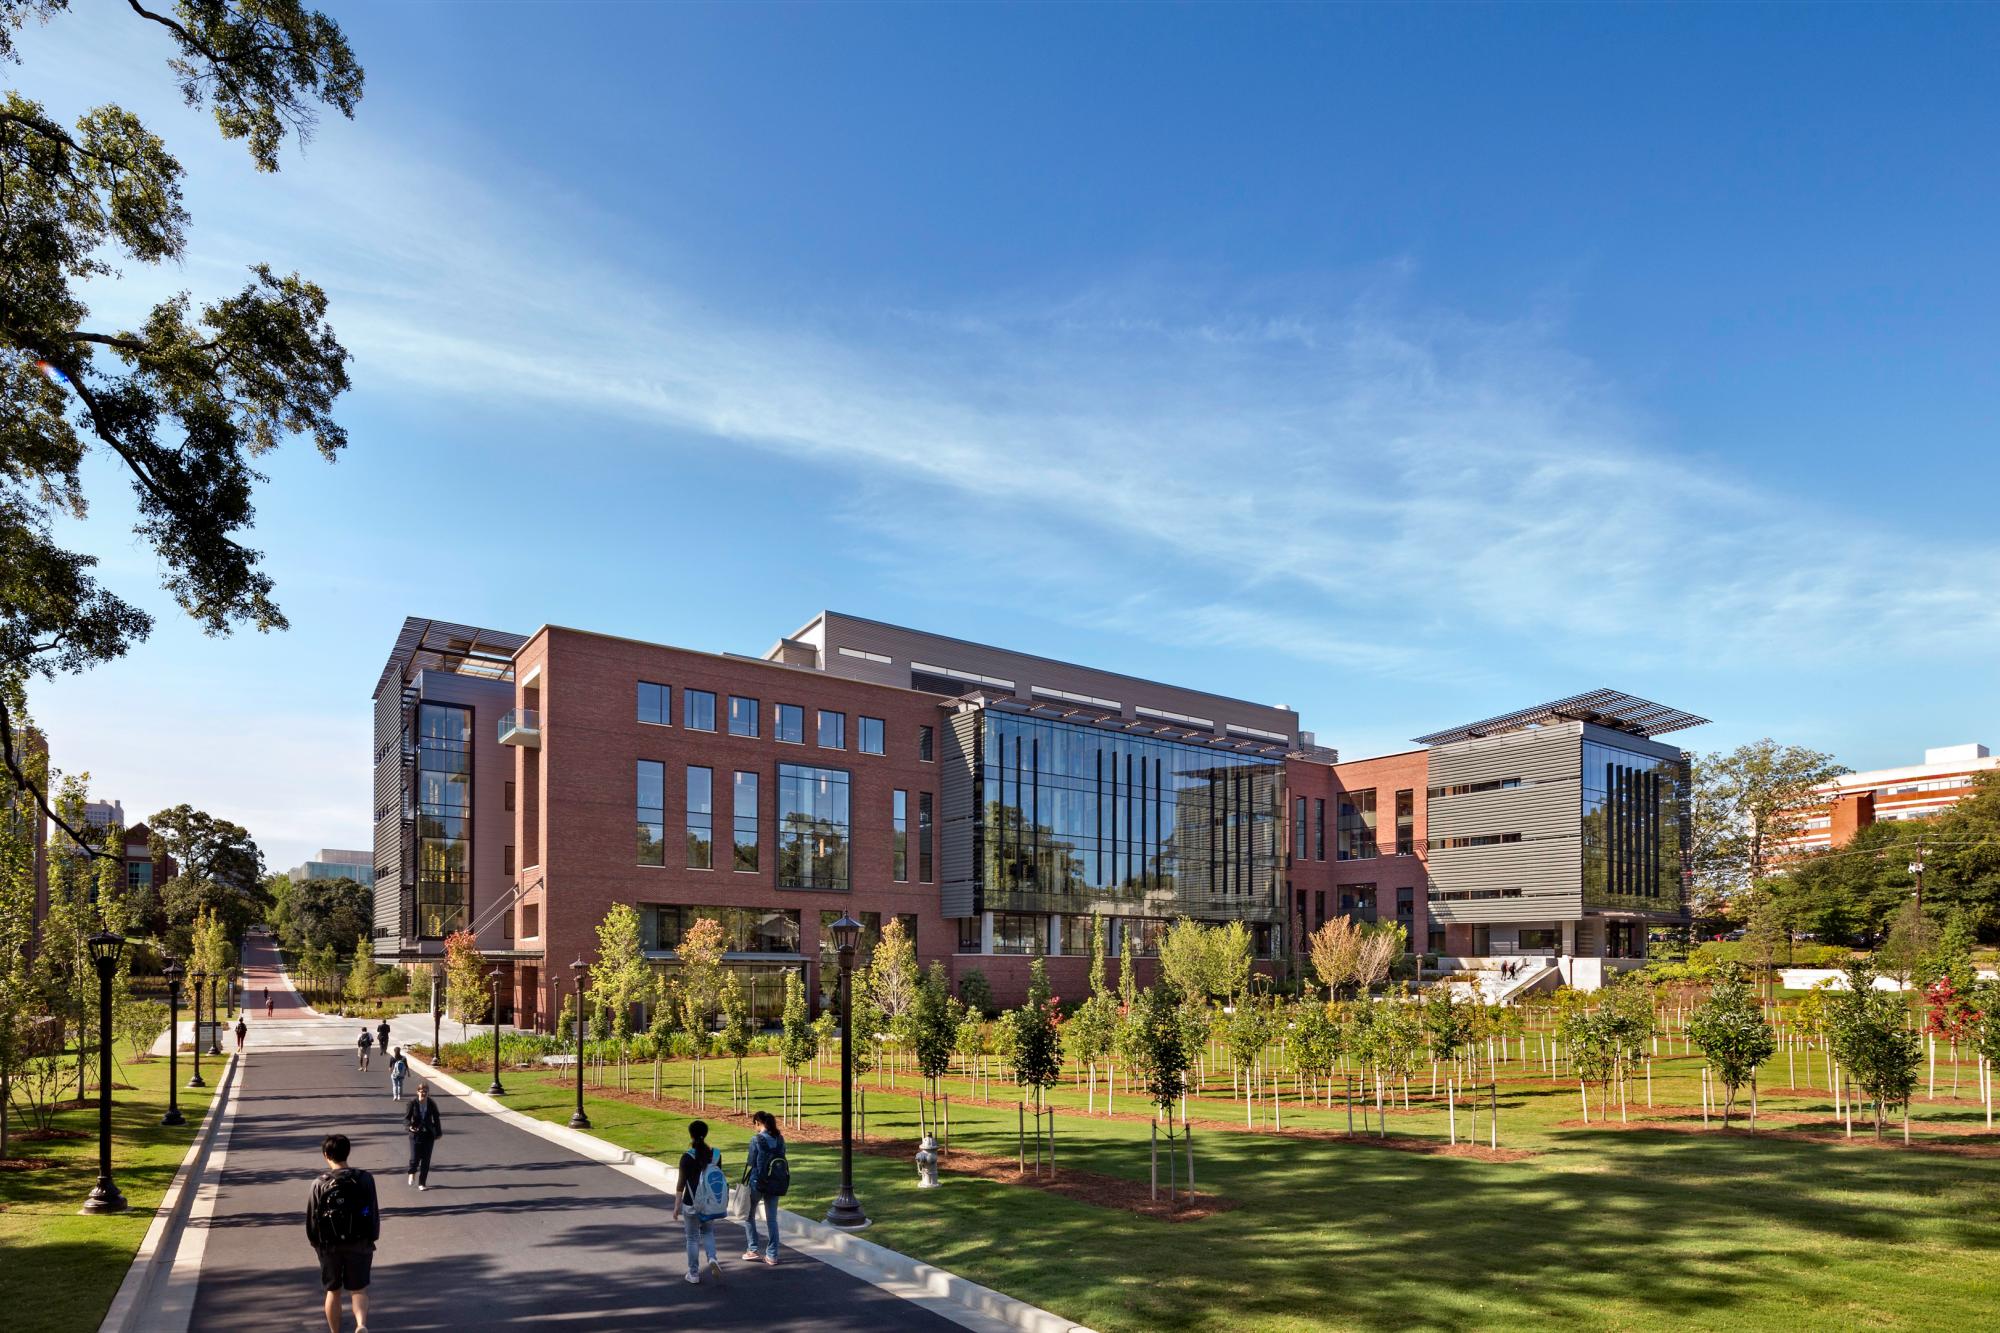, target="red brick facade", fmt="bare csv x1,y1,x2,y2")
1284,749,1432,954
